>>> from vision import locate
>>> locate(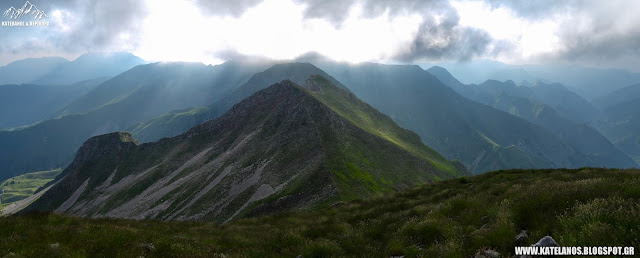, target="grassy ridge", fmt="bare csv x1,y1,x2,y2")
0,169,61,208
1,168,638,257
305,75,458,175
